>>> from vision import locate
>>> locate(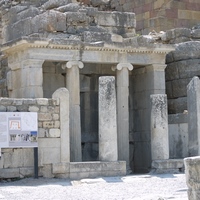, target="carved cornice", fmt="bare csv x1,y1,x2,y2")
1,39,175,56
